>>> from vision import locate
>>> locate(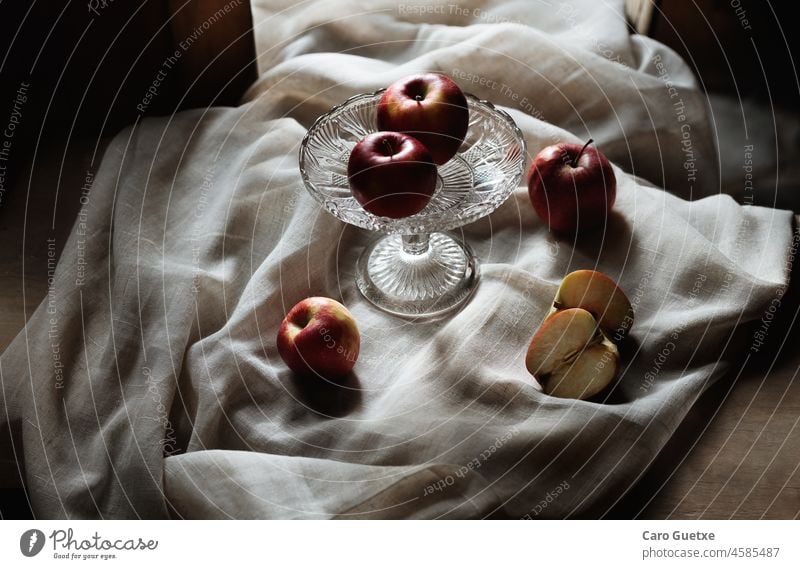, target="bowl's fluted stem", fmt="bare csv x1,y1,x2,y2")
401,233,430,255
